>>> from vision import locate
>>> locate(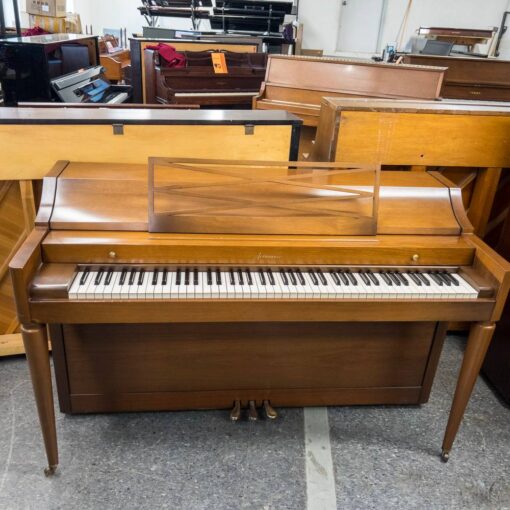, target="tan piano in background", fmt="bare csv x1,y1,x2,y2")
253,55,446,155
99,36,131,83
